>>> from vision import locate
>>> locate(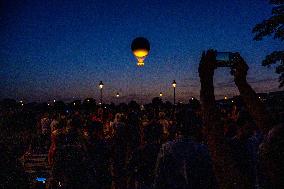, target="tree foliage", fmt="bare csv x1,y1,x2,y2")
253,0,284,87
